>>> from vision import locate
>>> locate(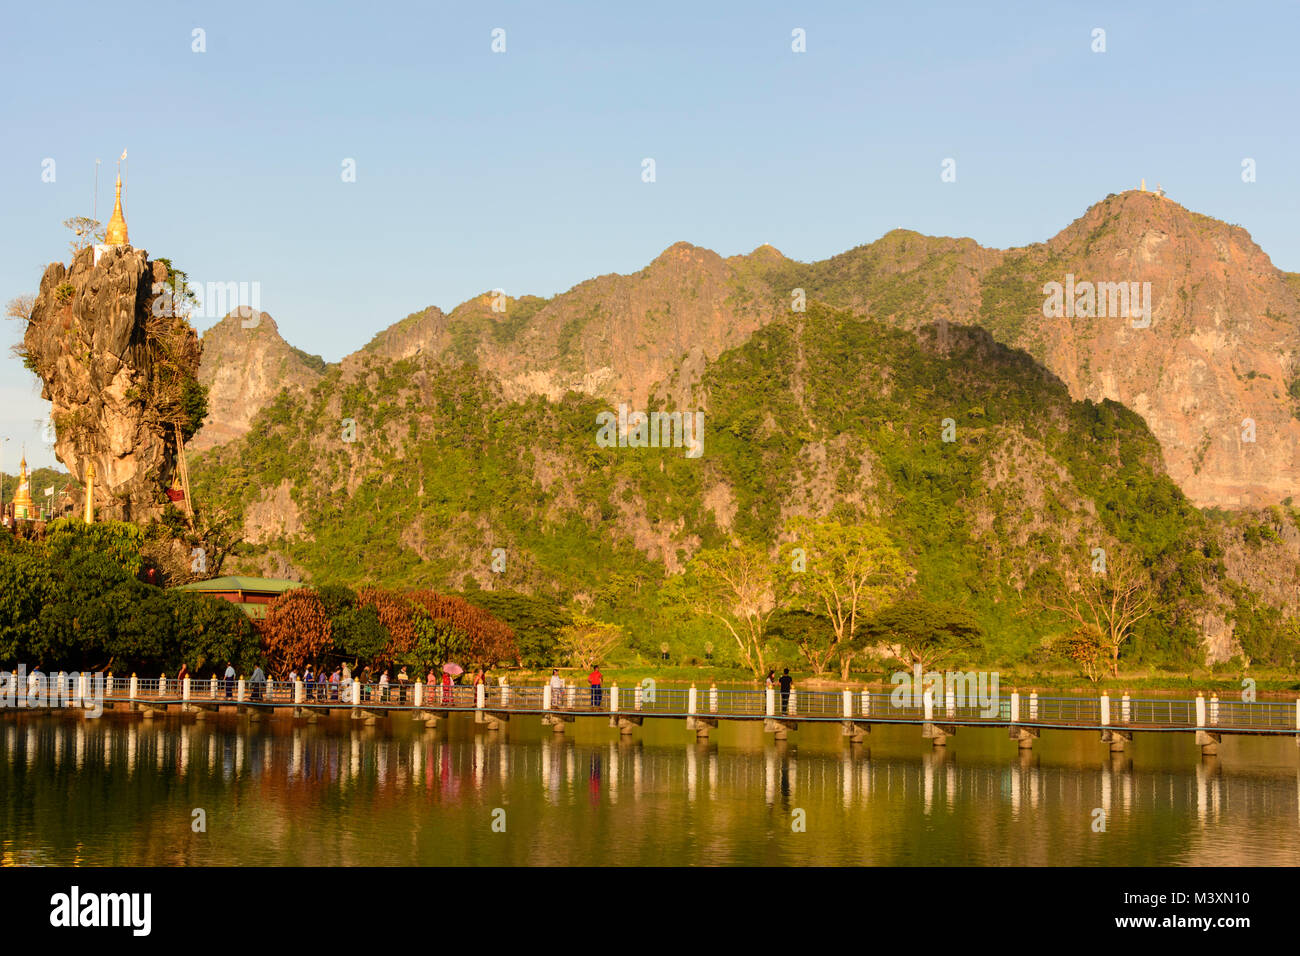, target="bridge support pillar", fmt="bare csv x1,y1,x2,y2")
841,720,870,744
764,719,798,740
542,713,572,734
613,714,642,736
686,716,717,739
1009,725,1039,751
923,723,956,748
1100,728,1131,753
1195,730,1221,757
